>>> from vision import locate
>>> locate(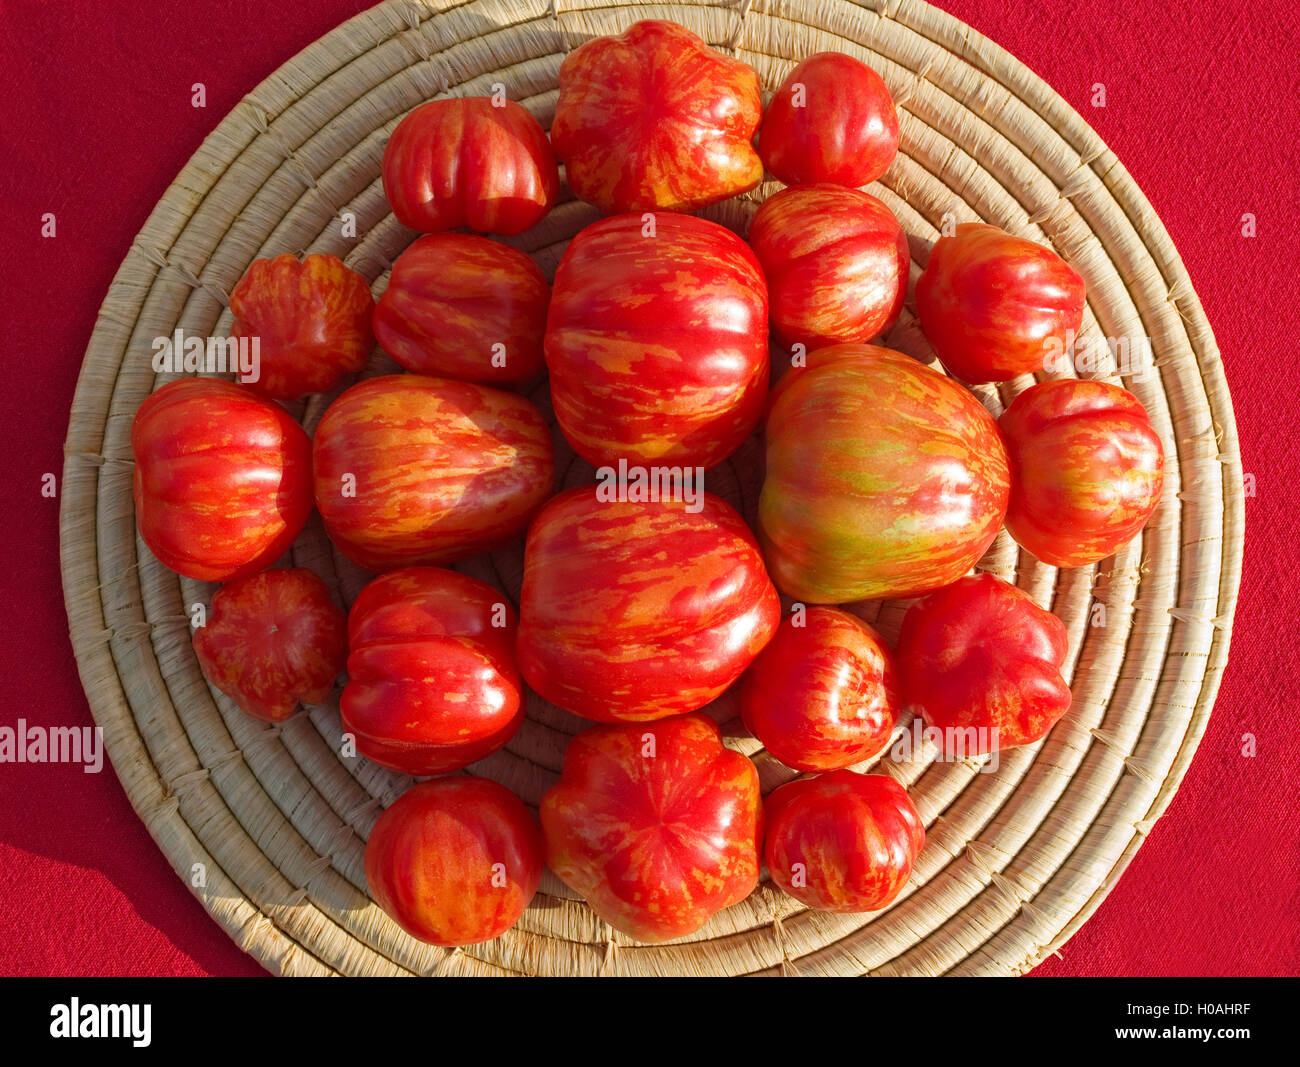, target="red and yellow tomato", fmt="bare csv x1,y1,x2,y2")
740,606,898,772
545,212,768,469
373,234,549,386
132,378,313,582
550,20,763,213
896,572,1071,751
193,568,347,722
916,223,1086,383
366,776,543,947
541,714,762,942
312,374,554,572
765,770,924,912
999,379,1165,567
759,344,1010,603
381,97,559,235
748,184,909,351
341,567,522,775
758,52,899,188
516,485,780,722
229,253,374,400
